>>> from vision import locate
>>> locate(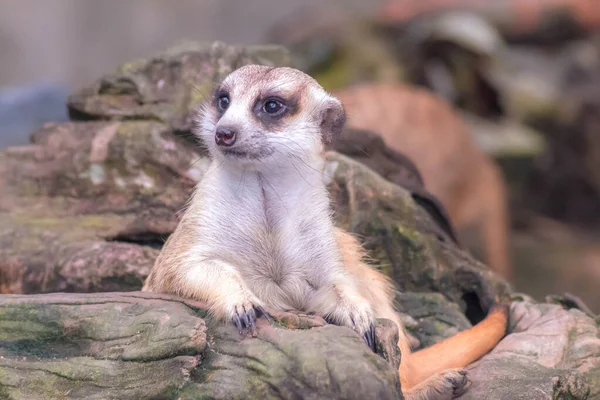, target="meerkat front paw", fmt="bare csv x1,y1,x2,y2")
343,302,377,353
231,298,259,333
364,322,377,352
225,294,270,335
324,296,377,352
